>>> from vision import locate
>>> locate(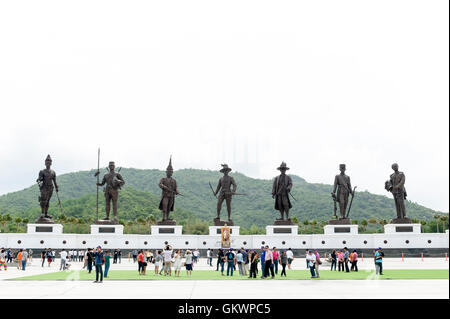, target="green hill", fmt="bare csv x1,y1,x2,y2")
0,168,444,229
